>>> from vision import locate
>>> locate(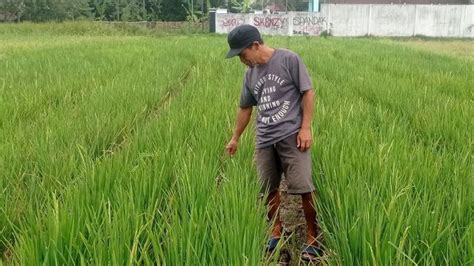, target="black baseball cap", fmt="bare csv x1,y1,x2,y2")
225,24,262,59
